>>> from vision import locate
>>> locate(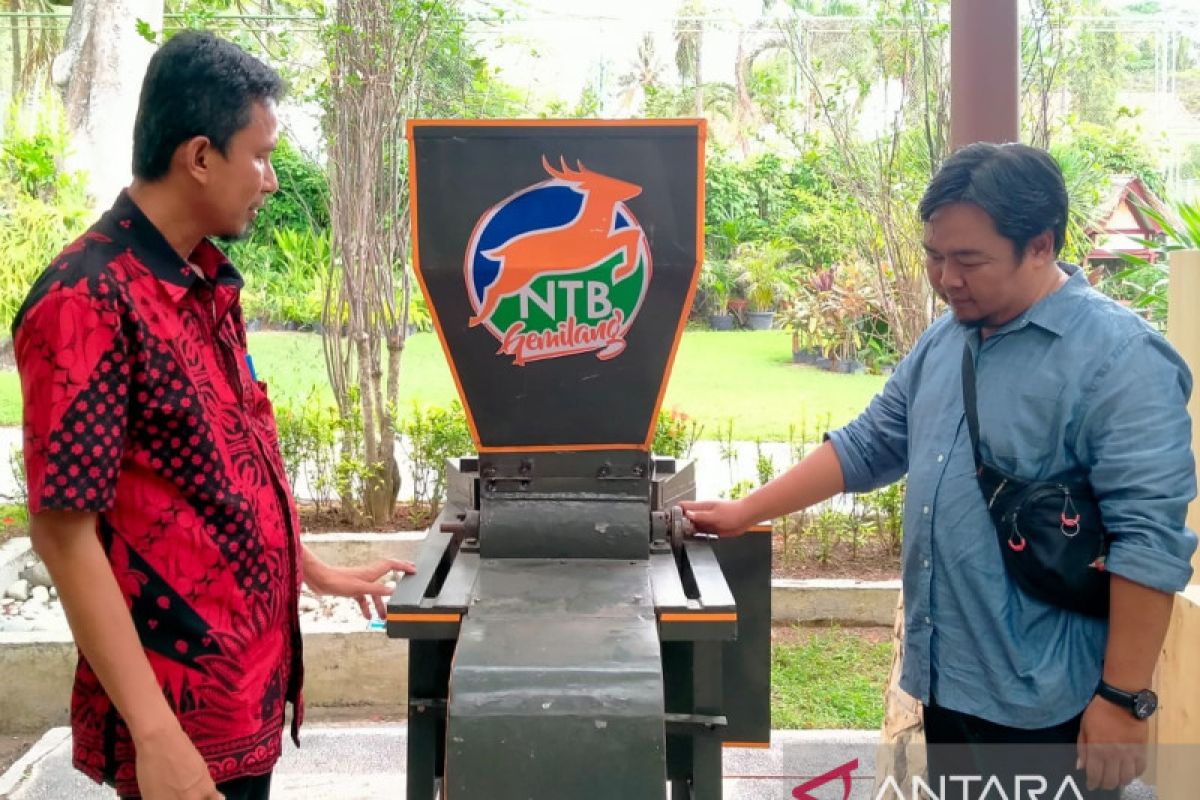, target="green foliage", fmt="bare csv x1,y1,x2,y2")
772,626,891,730
1050,124,1165,266
238,228,330,327
1182,142,1200,180
1102,198,1200,325
1065,22,1129,128
274,389,341,509
257,138,330,232
754,439,776,486
733,240,796,313
704,149,859,270
0,503,27,544
698,259,743,316
7,446,25,507
652,407,704,459
223,137,332,327
859,479,905,554
0,103,91,338
400,401,473,522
